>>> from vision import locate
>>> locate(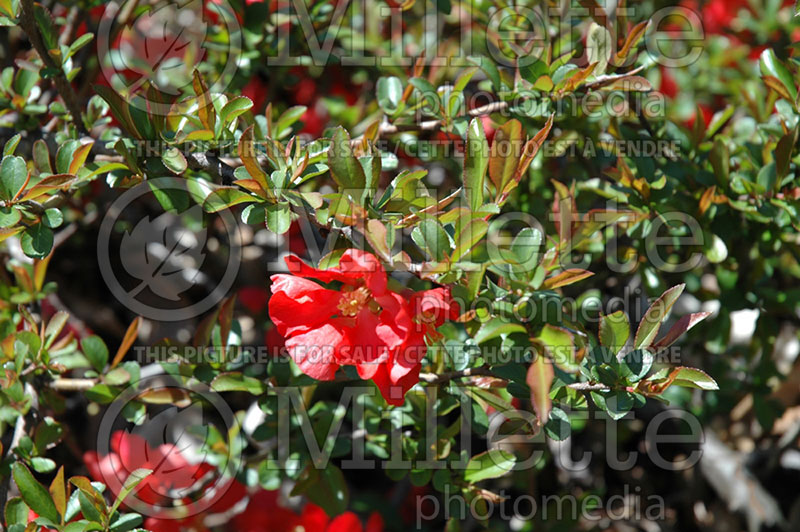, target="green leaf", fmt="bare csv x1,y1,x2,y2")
12,462,60,524
67,33,94,58
85,383,116,404
327,127,366,193
5,497,29,526
42,208,63,229
519,58,548,85
148,180,190,213
775,131,795,181
21,224,53,259
538,324,576,371
219,96,254,126
0,206,21,227
94,85,137,137
670,367,719,390
705,233,728,264
275,105,307,138
510,227,542,271
211,372,268,395
463,118,488,211
760,48,797,103
31,457,56,473
410,77,436,97
108,512,144,532
265,202,292,234
376,76,403,114
109,469,152,517
55,141,79,175
412,218,450,261
0,155,27,201
161,148,188,175
488,119,522,195
621,349,653,382
81,335,109,373
203,187,256,213
705,105,734,139
599,311,630,354
292,465,349,517
757,161,777,192
33,4,58,52
544,407,571,441
468,56,502,92
633,284,684,349
33,140,52,174
3,133,20,156
585,22,612,75
709,139,729,187
452,218,488,261
603,391,635,420
473,318,526,344
464,449,516,483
